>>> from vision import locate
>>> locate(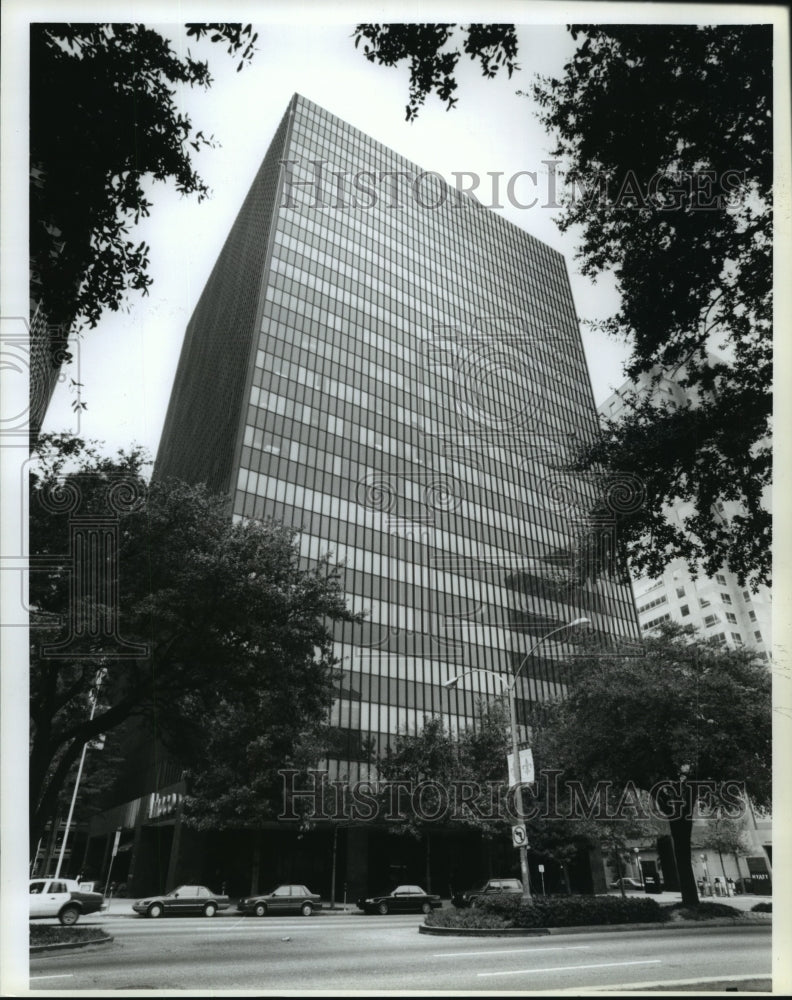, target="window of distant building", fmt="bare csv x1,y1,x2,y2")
725,612,737,624
676,586,685,598
749,610,757,622
716,574,727,585
731,633,743,645
714,632,727,644
743,590,751,602
699,598,711,608
642,613,671,631
721,593,732,605
703,614,719,627
754,631,763,642
680,605,690,617
638,594,668,614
